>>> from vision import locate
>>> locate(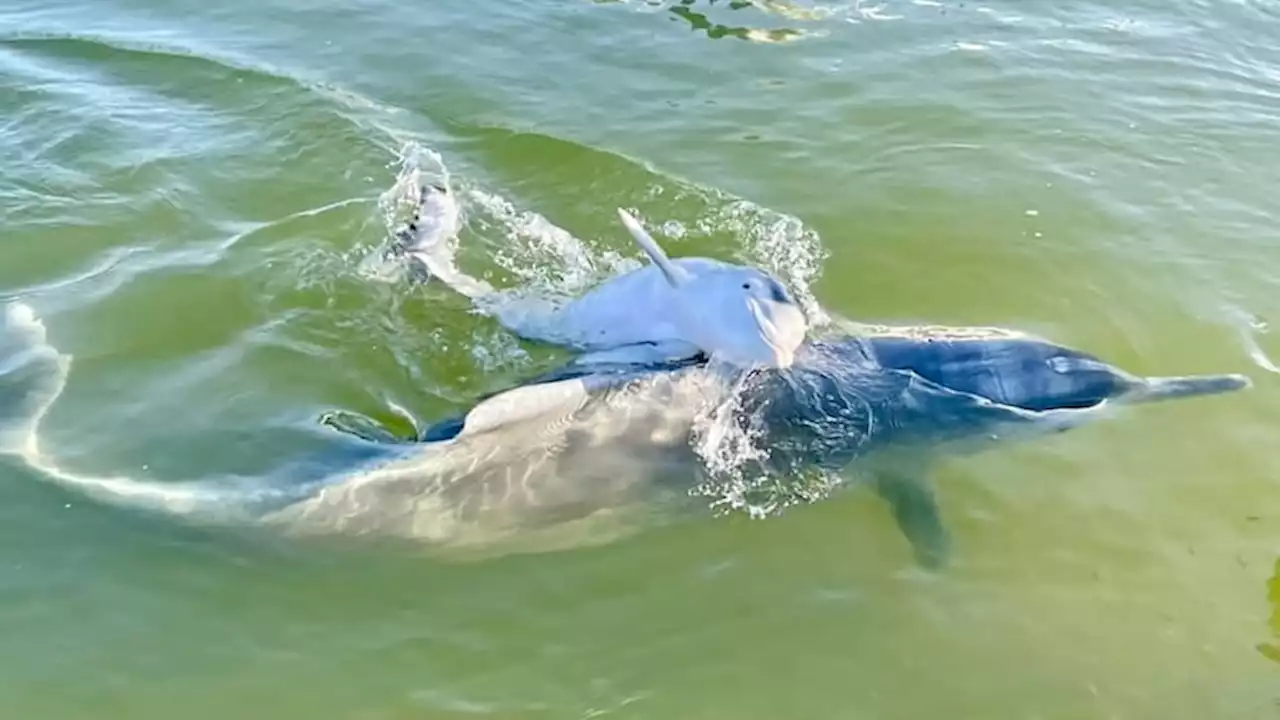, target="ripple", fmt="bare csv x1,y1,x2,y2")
0,29,413,311
2,0,1278,716
596,0,842,43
